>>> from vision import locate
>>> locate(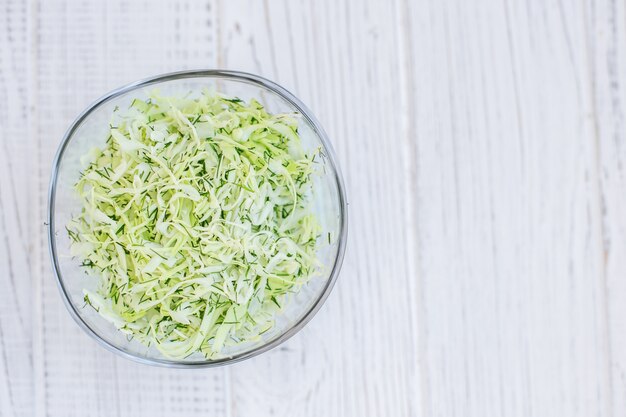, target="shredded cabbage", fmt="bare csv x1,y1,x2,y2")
67,91,322,359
